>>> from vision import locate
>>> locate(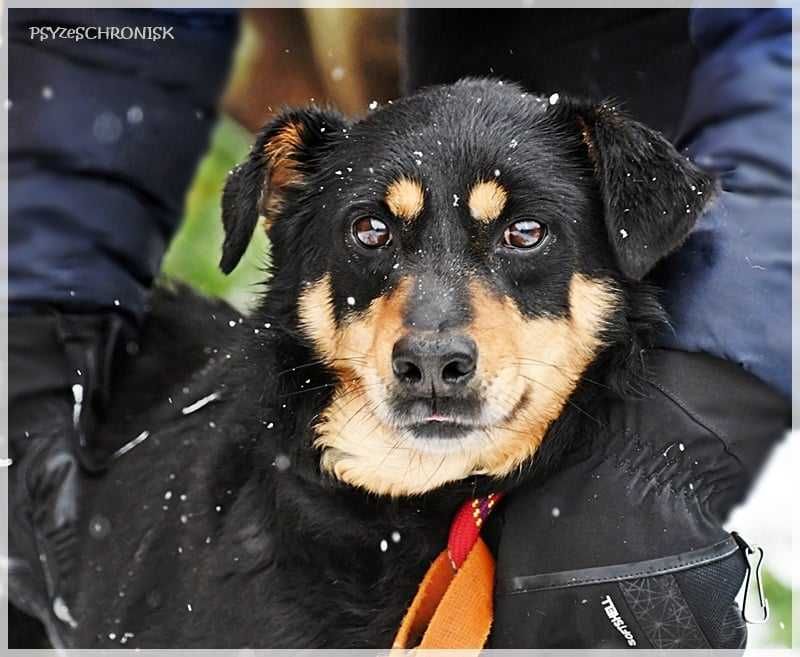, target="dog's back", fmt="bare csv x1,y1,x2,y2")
74,286,266,646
